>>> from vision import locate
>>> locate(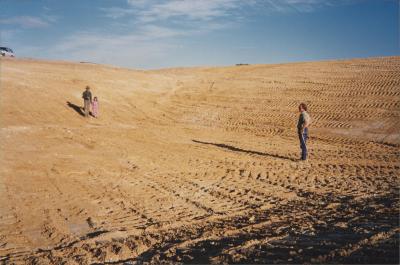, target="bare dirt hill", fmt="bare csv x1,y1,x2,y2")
0,57,399,264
